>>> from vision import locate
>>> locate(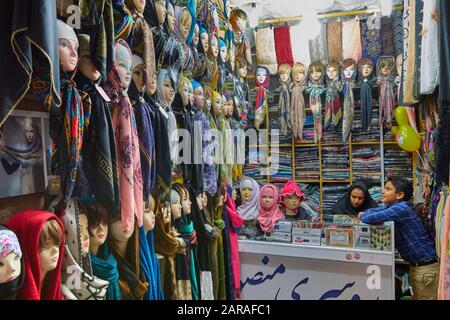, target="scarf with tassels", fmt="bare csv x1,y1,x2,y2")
278,81,291,137
290,76,307,141
357,58,376,131
102,40,143,232
341,61,357,143
377,56,396,127
254,66,270,131
324,75,342,131
306,77,325,143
